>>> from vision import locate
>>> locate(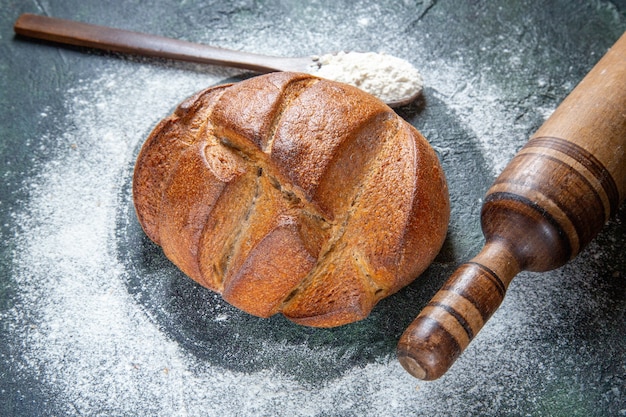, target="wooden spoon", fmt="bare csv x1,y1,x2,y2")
13,13,419,107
